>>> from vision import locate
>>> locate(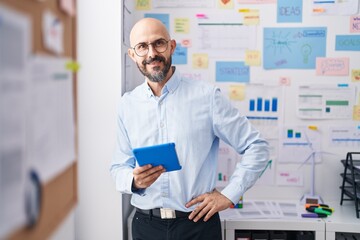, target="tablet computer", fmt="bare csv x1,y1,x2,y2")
132,143,182,172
